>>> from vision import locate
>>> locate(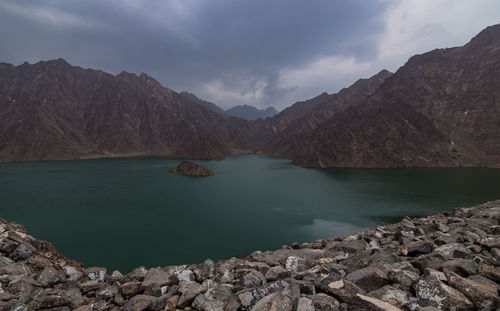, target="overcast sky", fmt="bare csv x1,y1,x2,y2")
1,0,499,110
